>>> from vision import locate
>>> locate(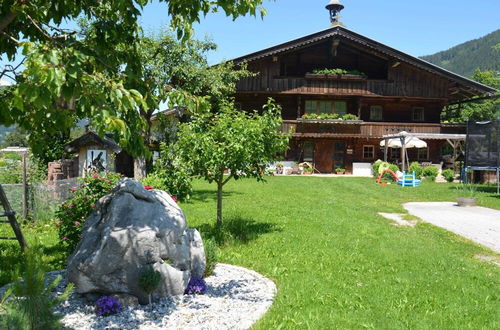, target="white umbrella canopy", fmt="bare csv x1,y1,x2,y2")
380,131,427,148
